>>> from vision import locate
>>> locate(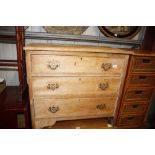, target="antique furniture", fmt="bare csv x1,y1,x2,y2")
25,44,130,128
117,54,155,128
0,27,31,128
25,43,155,129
